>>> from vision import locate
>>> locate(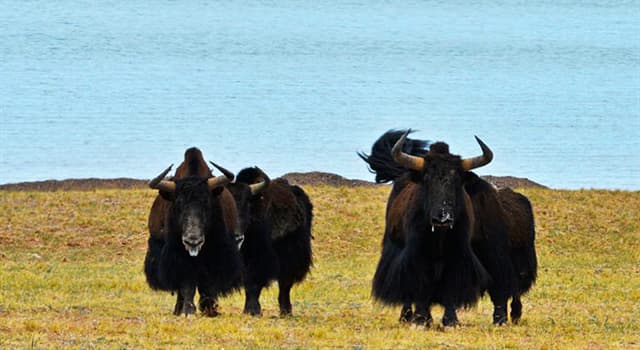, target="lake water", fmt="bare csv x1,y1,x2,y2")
1,1,638,190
